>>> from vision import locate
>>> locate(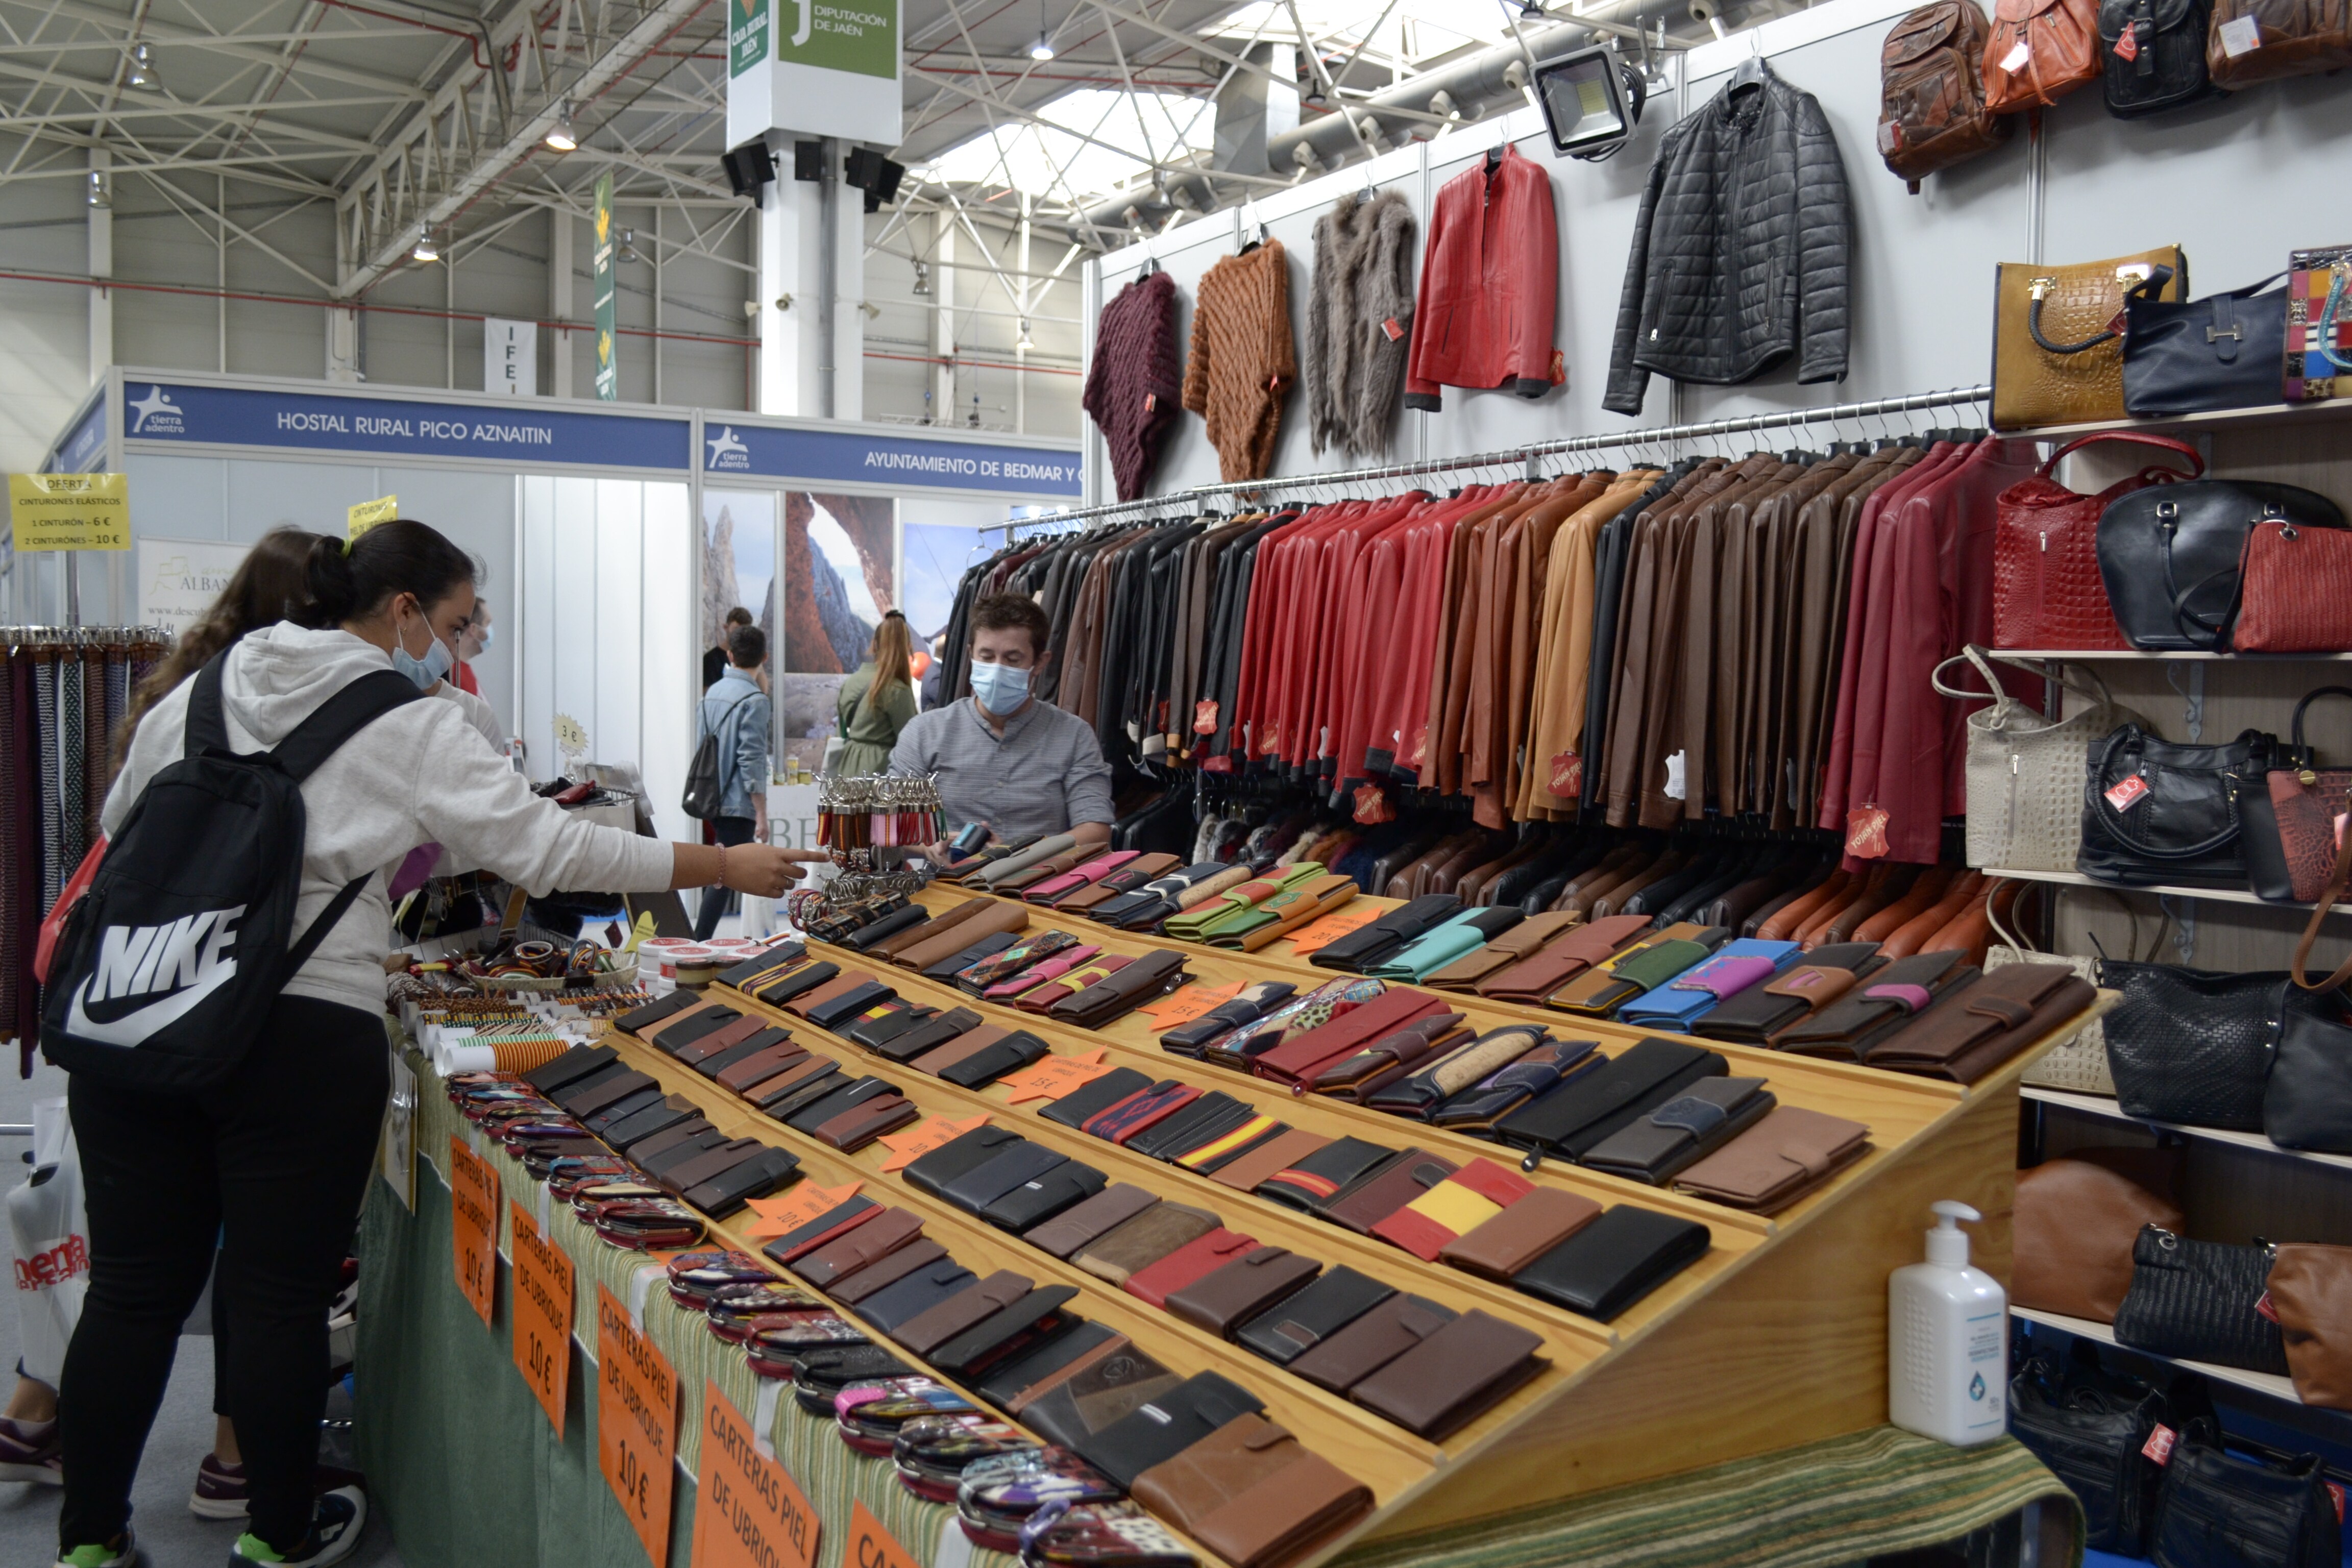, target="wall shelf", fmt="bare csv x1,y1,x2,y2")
2021,1085,2352,1174
1994,650,2352,663
2012,1306,2310,1409
2013,398,2352,444
1979,867,2352,916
